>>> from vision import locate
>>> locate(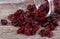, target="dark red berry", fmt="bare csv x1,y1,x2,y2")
47,31,53,38
32,9,39,17
24,24,31,35
39,16,46,21
31,25,39,35
53,0,60,14
45,25,51,31
27,4,36,12
17,26,24,34
11,20,19,26
50,23,56,30
8,14,15,21
1,19,8,25
39,29,47,37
